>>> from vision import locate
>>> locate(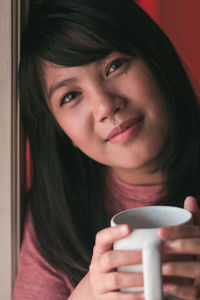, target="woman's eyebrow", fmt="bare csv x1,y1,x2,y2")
47,77,77,101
